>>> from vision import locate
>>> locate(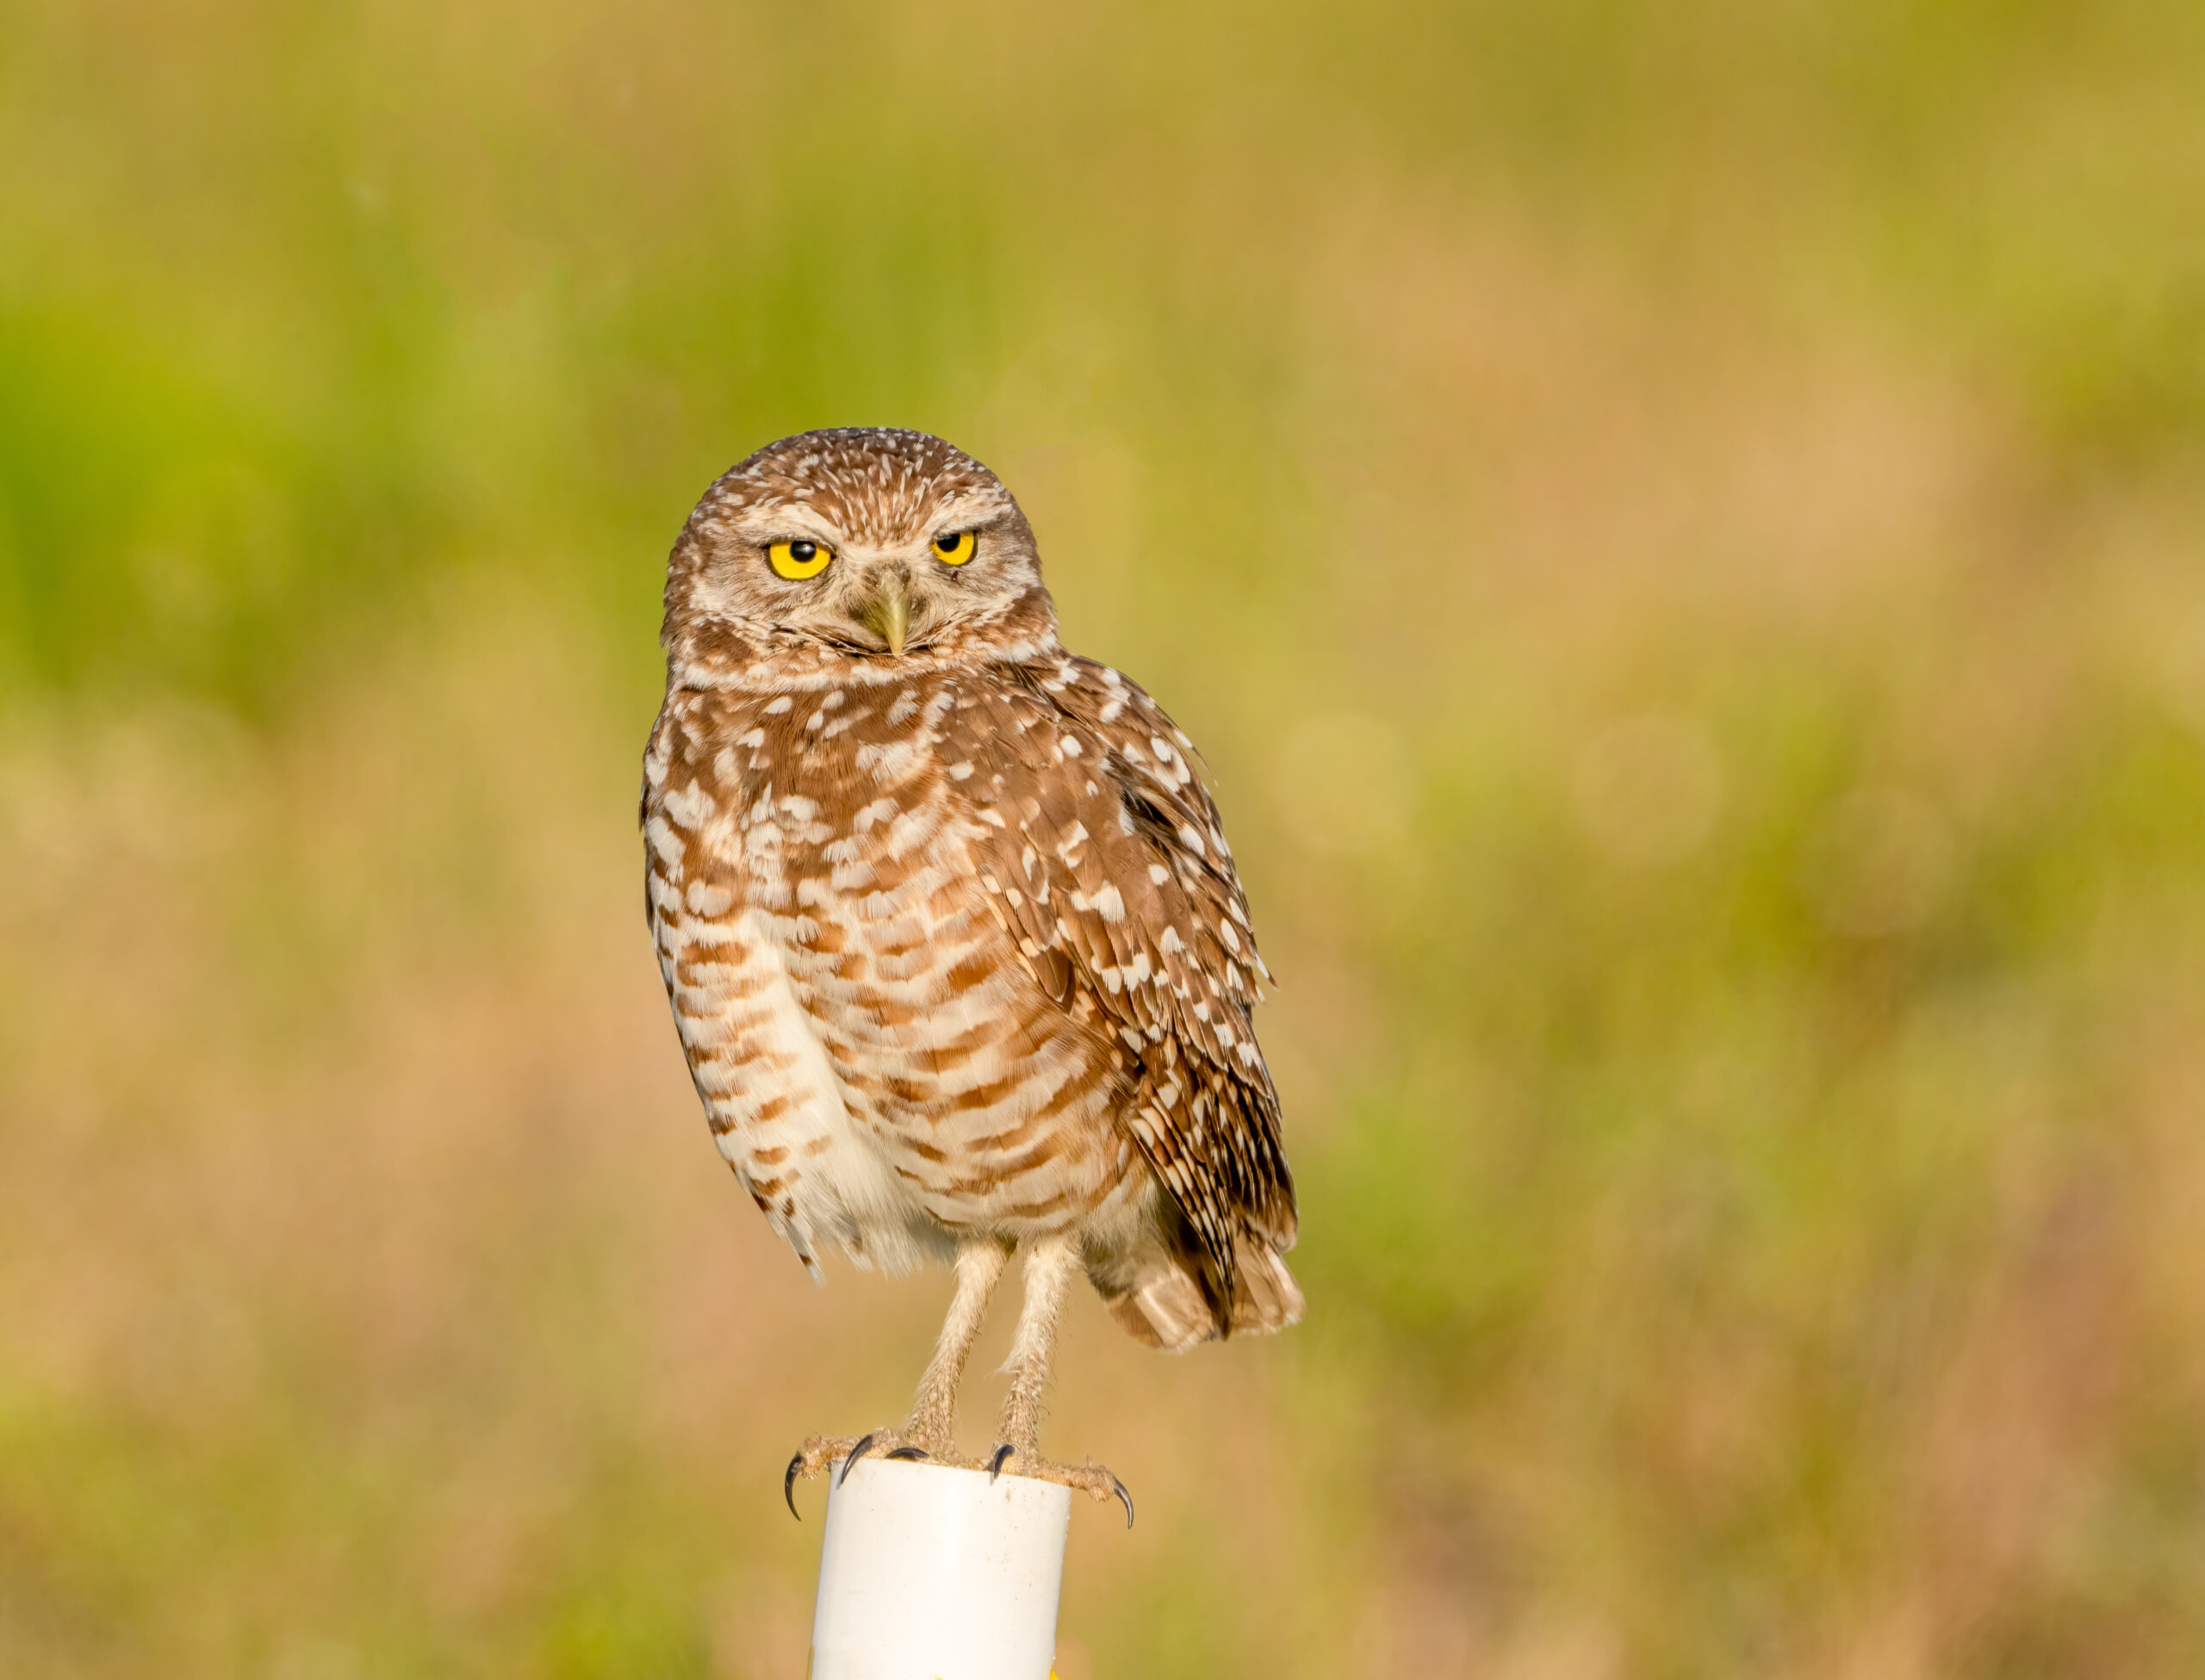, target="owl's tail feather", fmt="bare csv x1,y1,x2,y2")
1230,1239,1305,1335
1101,1239,1303,1354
